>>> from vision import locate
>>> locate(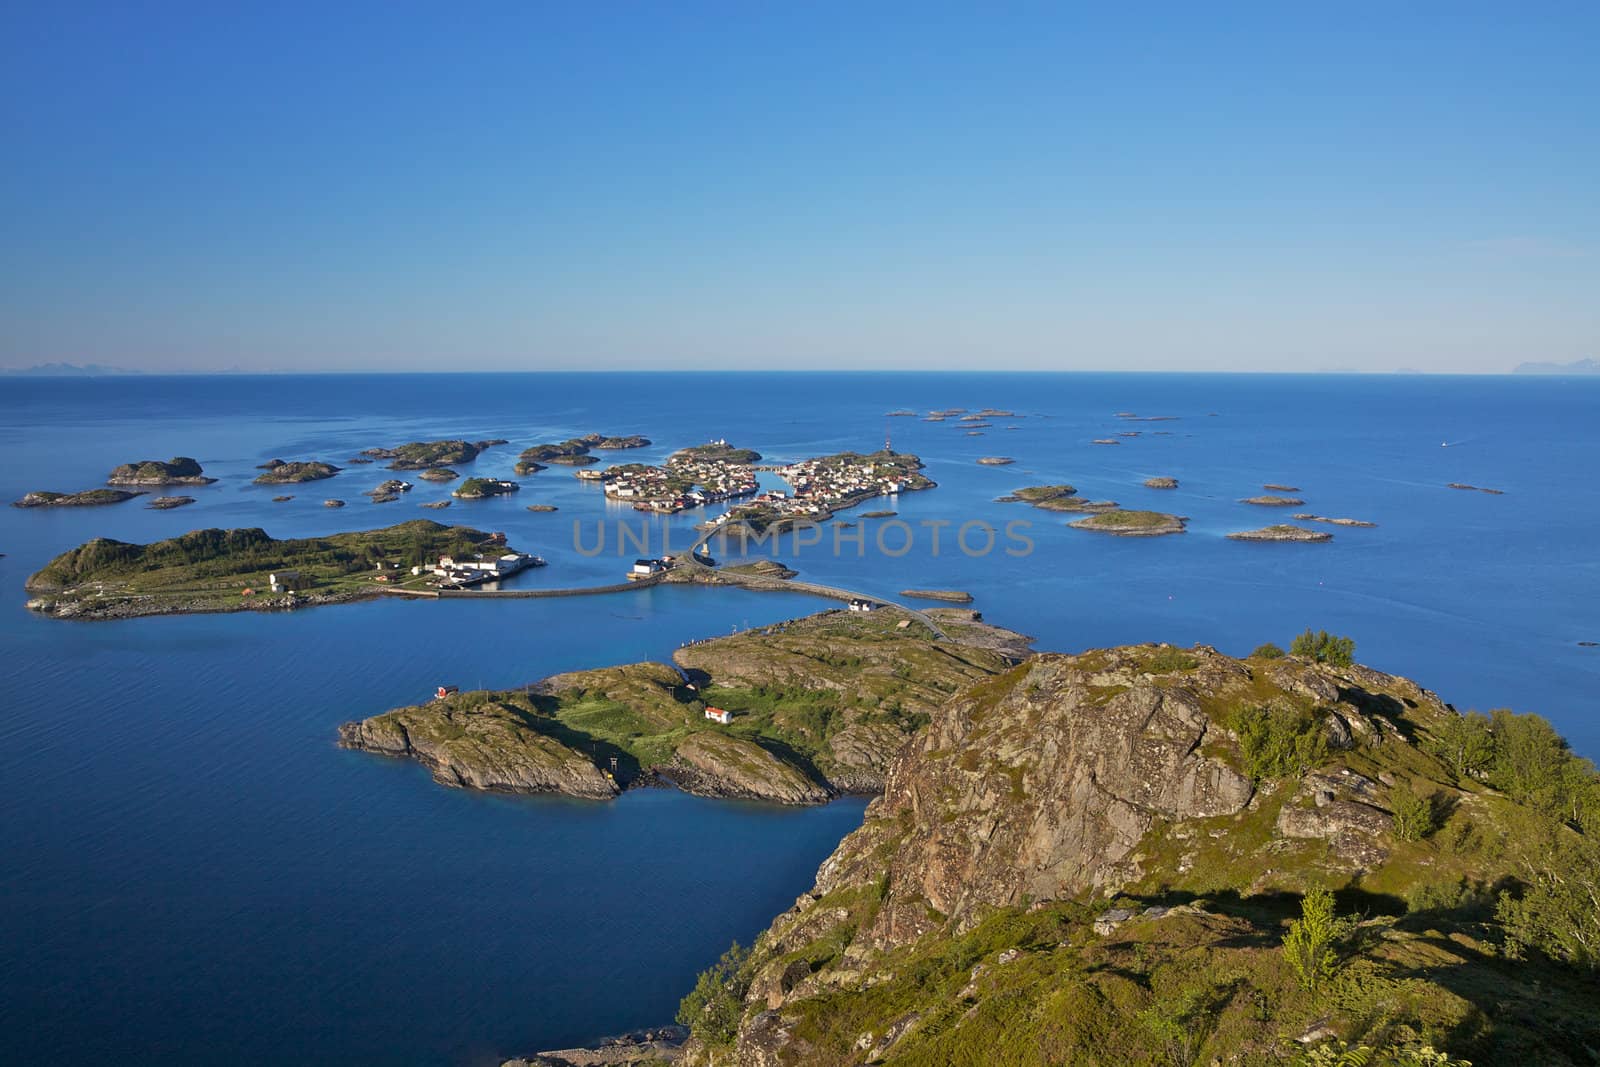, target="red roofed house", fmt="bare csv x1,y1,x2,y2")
704,707,732,725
